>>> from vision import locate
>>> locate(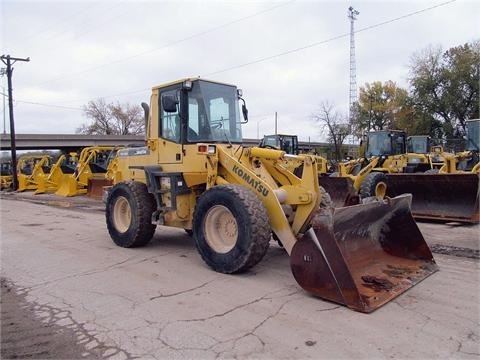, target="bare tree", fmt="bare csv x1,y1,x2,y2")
312,101,350,162
76,99,145,135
